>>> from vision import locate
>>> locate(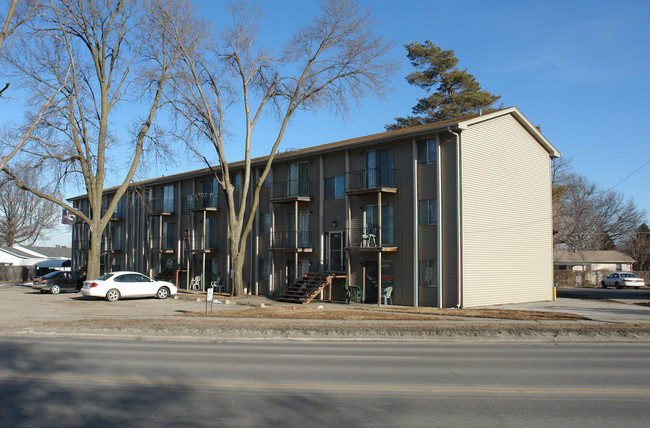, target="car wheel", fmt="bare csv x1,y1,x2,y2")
50,285,60,294
601,281,607,288
106,288,121,302
615,282,621,289
156,287,170,299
